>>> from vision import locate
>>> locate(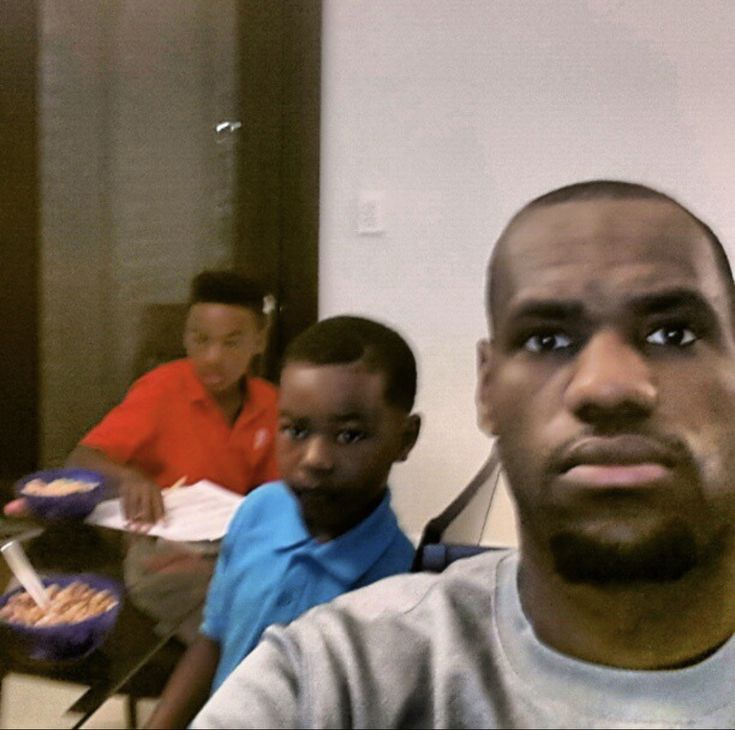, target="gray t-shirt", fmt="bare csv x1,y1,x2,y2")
192,549,735,729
